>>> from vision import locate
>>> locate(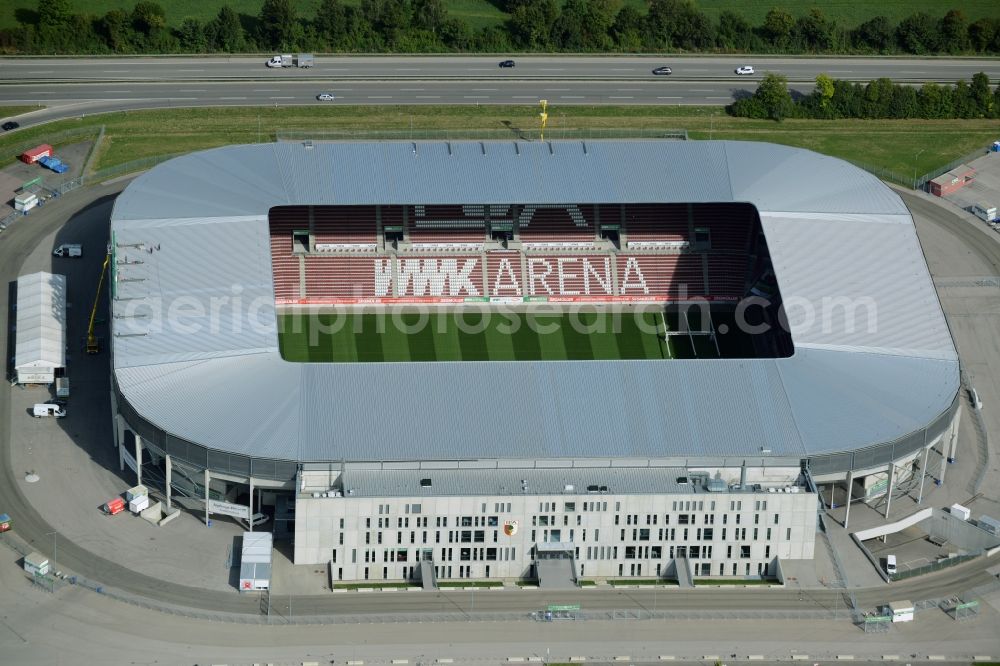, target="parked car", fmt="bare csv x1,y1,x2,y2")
498,60,515,68
33,403,66,418
652,66,672,75
735,66,755,75
316,93,335,101
1,121,19,131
